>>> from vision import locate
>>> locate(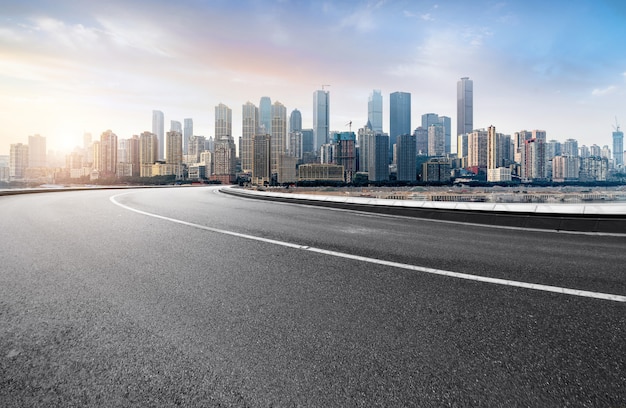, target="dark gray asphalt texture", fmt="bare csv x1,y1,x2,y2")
1,186,625,407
